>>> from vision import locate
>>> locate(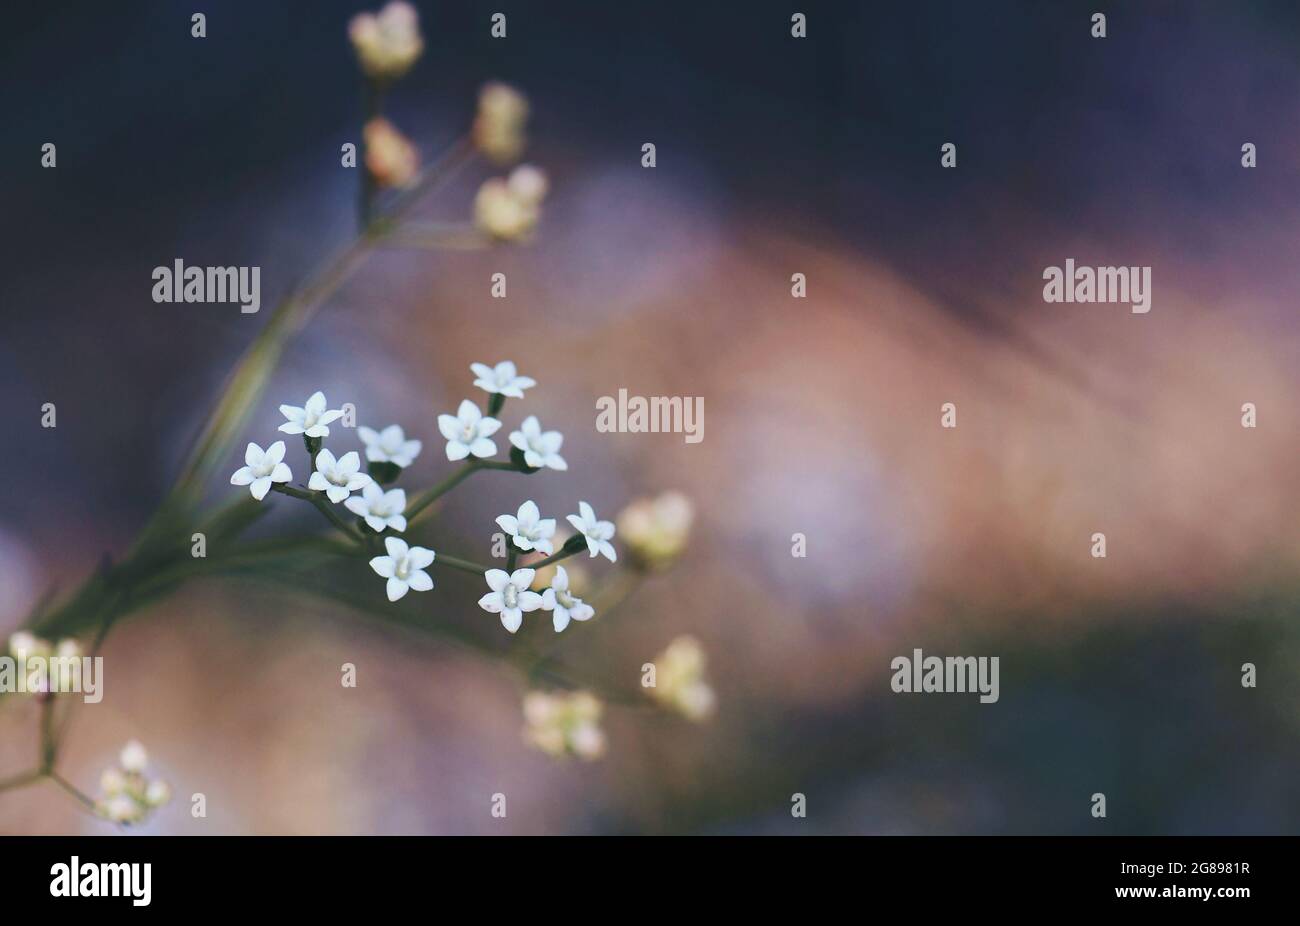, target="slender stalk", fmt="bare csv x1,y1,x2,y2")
405,462,482,523
0,769,42,793
434,554,491,576
47,772,98,813
522,546,584,572
271,484,364,545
